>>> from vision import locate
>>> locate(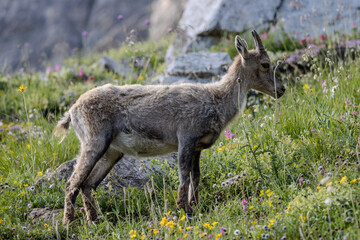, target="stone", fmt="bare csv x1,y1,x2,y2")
152,52,231,85
28,208,61,224
94,56,132,77
37,154,177,193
